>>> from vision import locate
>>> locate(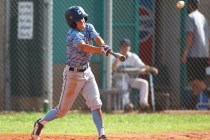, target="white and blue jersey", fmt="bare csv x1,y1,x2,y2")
66,23,99,67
